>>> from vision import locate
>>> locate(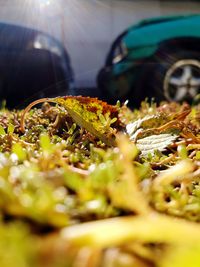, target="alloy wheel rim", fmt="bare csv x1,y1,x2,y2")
164,59,200,102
